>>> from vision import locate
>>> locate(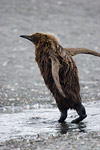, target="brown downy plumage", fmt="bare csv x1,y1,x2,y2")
64,47,100,57
20,33,100,123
